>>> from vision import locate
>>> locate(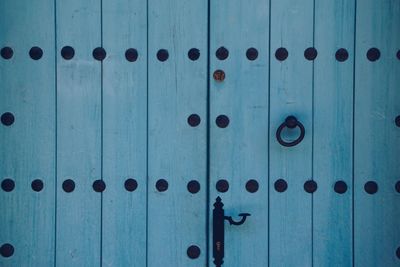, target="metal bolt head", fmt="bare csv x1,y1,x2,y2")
213,69,225,82
396,115,400,127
